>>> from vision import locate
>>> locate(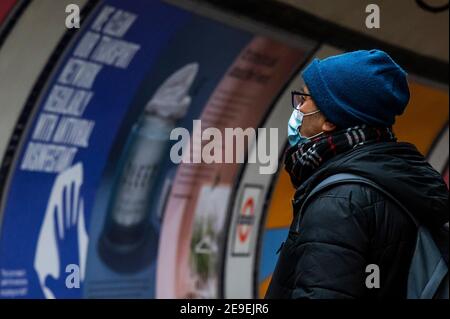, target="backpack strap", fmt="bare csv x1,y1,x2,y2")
293,173,419,232
292,173,448,299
